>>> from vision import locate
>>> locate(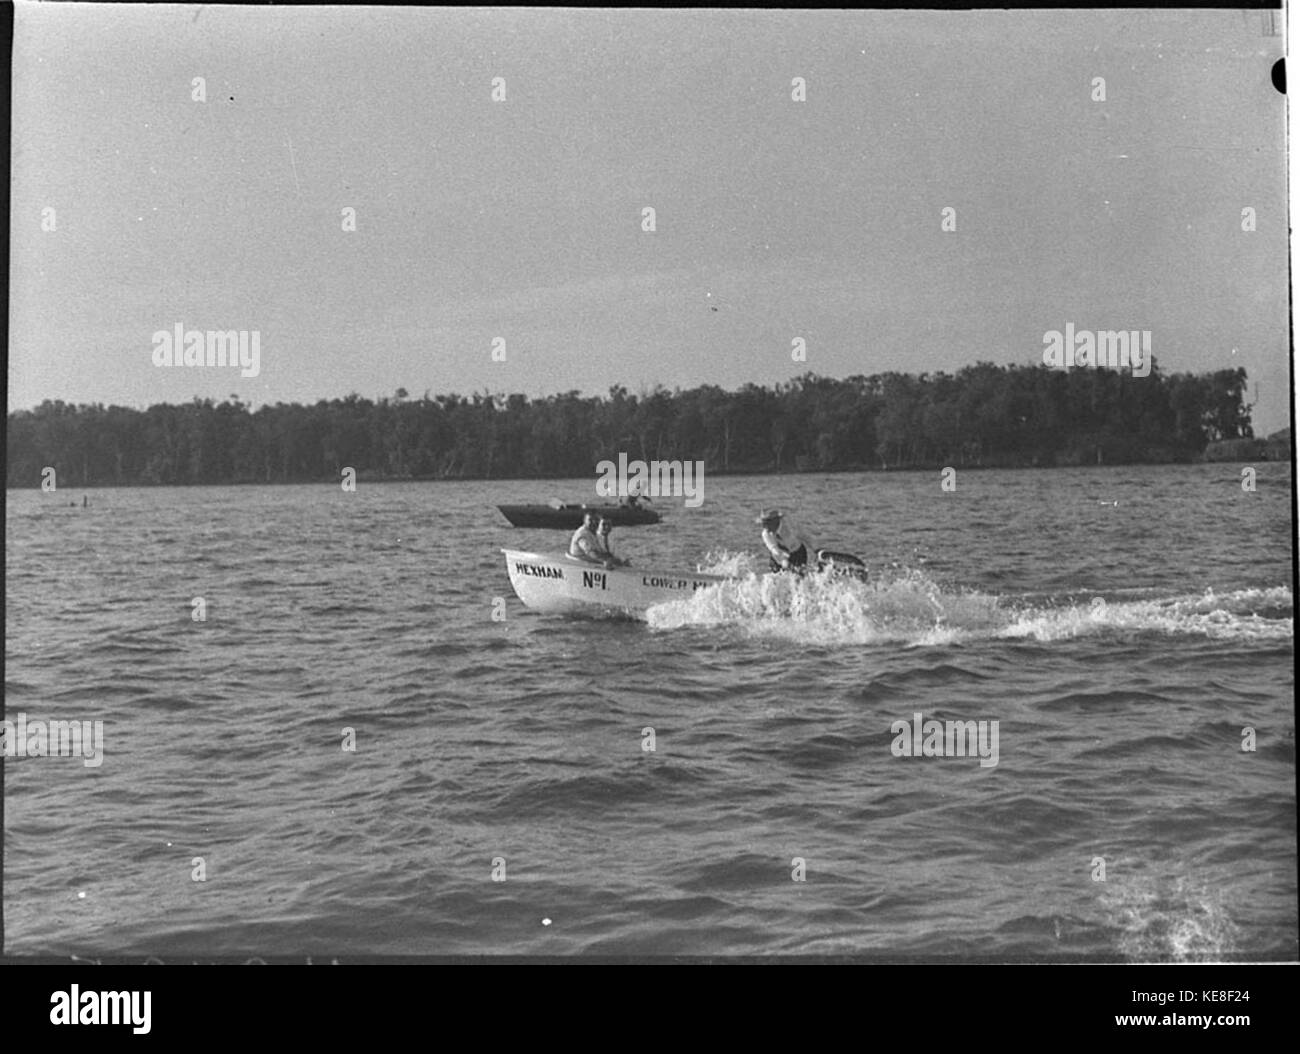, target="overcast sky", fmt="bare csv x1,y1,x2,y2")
9,6,1291,434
